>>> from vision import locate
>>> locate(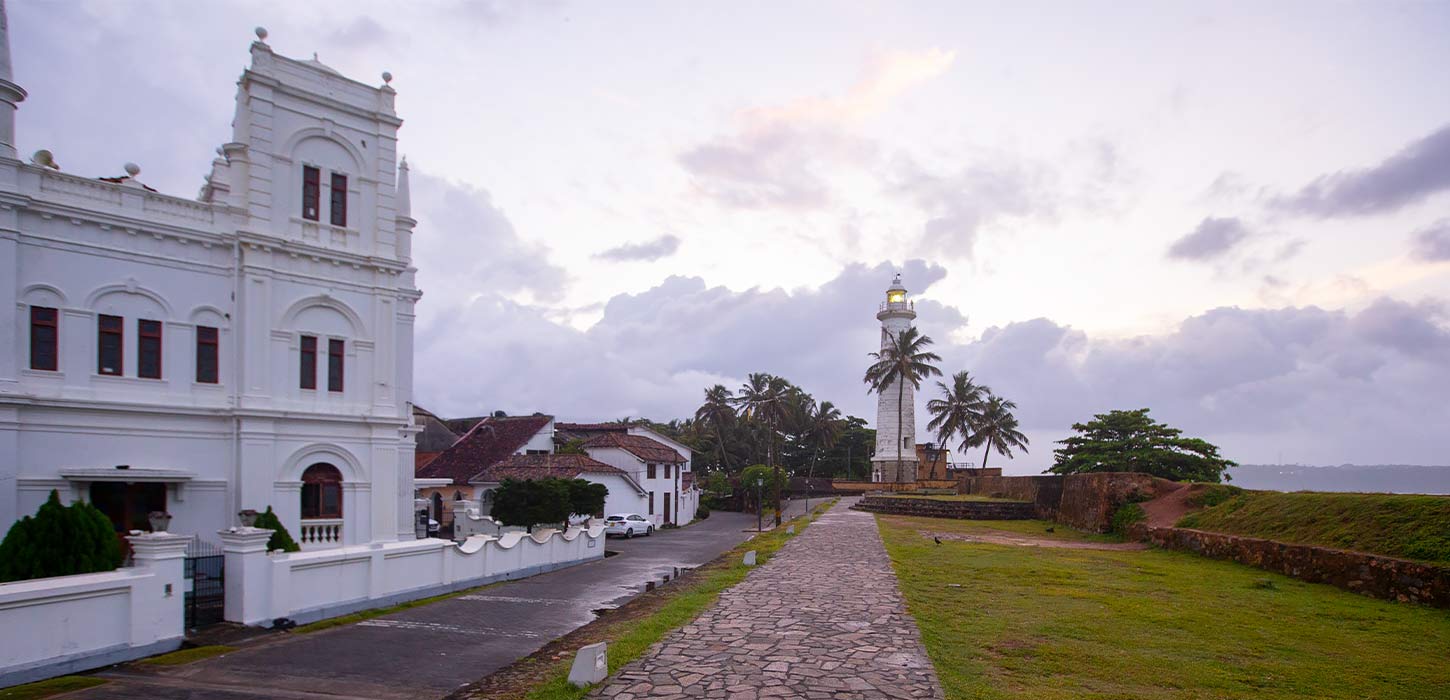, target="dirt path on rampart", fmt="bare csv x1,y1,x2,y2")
1140,482,1204,528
